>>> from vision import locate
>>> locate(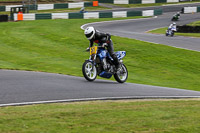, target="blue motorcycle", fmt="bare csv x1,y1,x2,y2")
82,43,128,83
166,27,176,37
